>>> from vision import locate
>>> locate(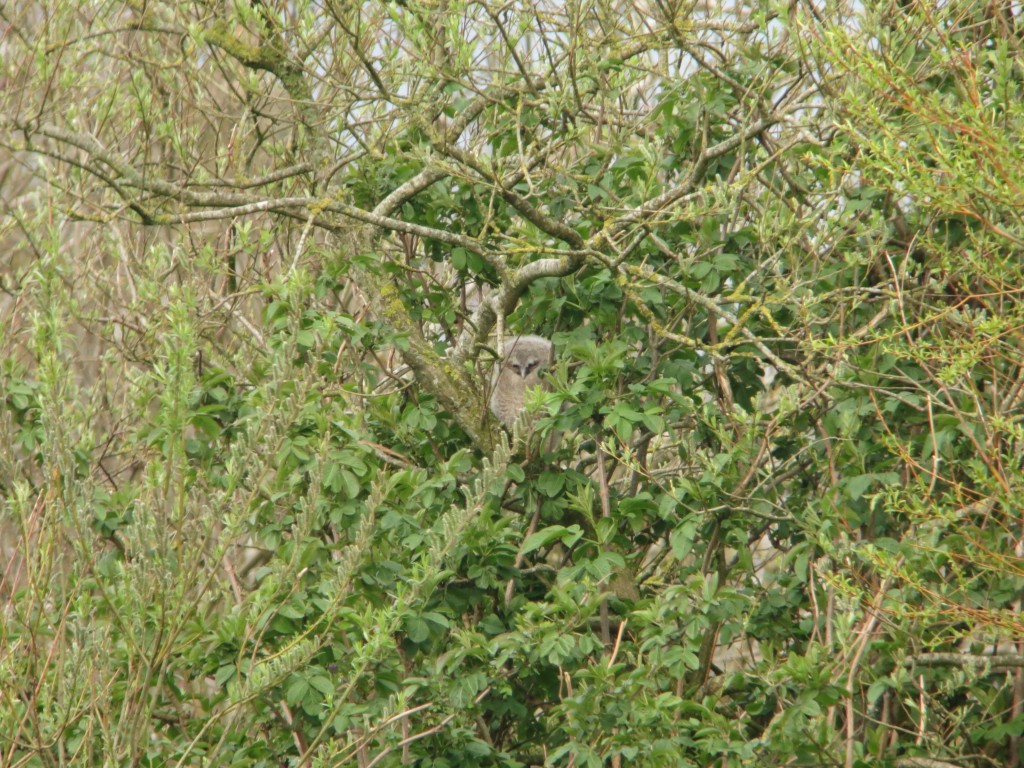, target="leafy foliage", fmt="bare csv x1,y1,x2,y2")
2,2,1024,767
